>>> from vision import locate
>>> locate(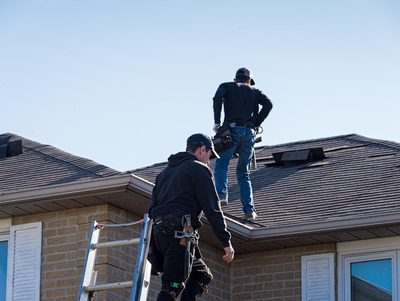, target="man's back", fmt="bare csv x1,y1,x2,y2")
213,81,272,128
